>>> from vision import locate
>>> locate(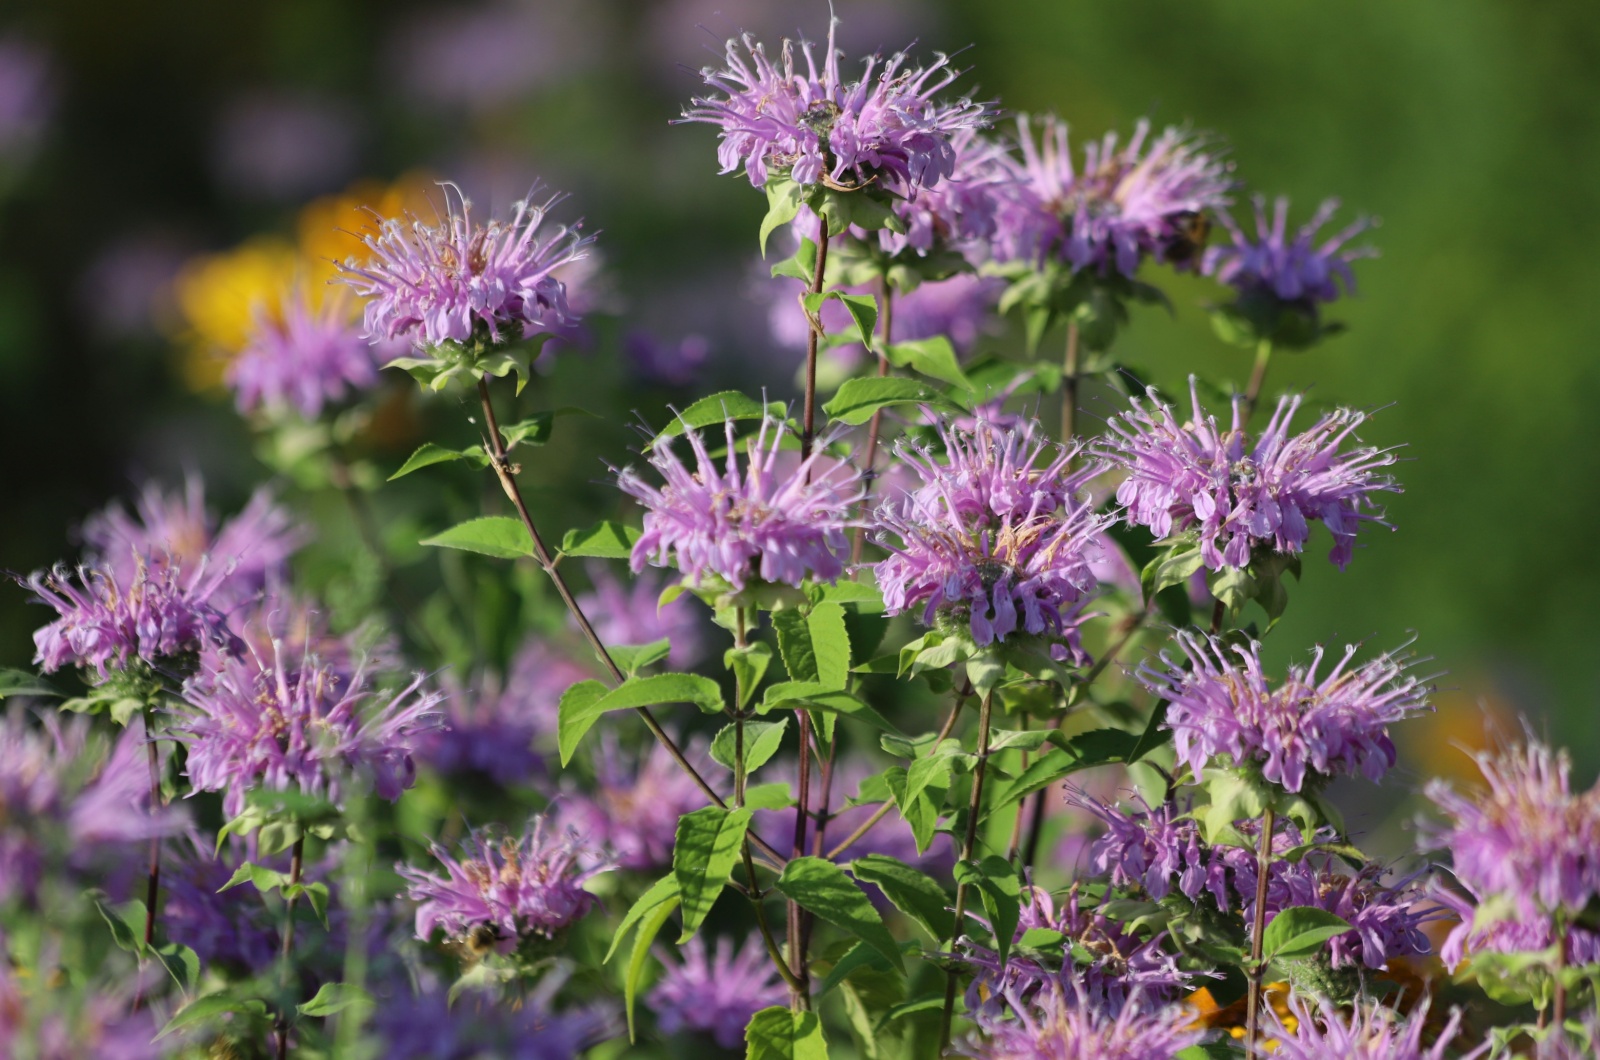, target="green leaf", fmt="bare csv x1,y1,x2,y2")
605,875,681,963
607,639,671,677
818,939,897,997
956,857,1022,964
420,516,533,559
153,941,201,994
746,1006,830,1060
650,390,780,448
297,982,373,1018
94,895,142,952
555,678,609,766
559,520,641,559
558,673,724,765
157,993,269,1040
1142,541,1205,597
759,683,900,734
388,442,490,480
711,717,789,774
1125,701,1172,764
726,642,774,709
743,782,796,810
823,376,956,426
219,861,292,895
760,176,805,255
771,603,851,691
801,291,877,348
884,766,944,855
0,669,61,699
627,895,679,1041
673,806,754,941
1261,906,1352,963
775,856,903,971
771,237,818,281
499,406,590,448
991,729,1139,809
850,855,952,941
884,336,974,391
